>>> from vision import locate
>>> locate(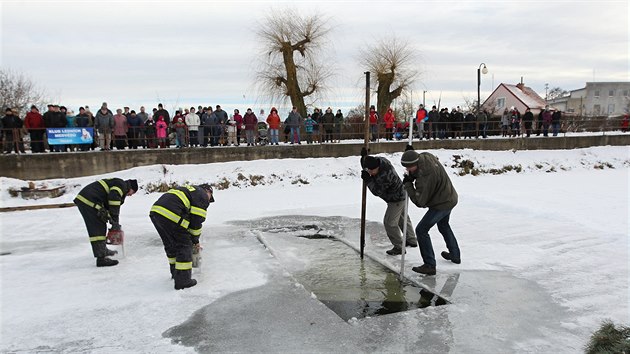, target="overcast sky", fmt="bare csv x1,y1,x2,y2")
2,0,628,115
